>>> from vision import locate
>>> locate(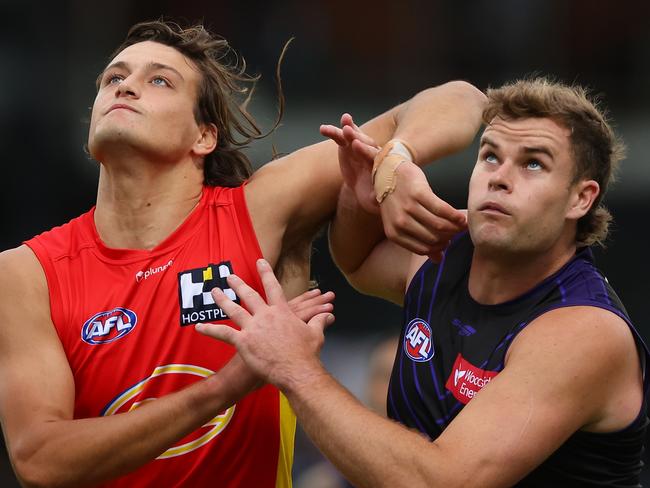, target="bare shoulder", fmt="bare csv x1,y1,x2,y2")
508,306,637,365
506,306,642,431
0,244,55,344
0,245,49,301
